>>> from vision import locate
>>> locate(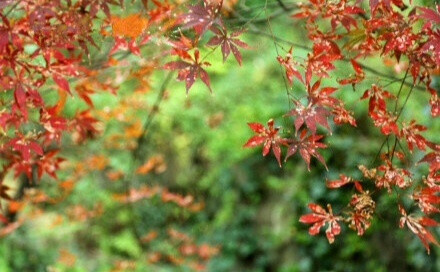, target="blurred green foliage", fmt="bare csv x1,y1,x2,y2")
2,0,440,271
